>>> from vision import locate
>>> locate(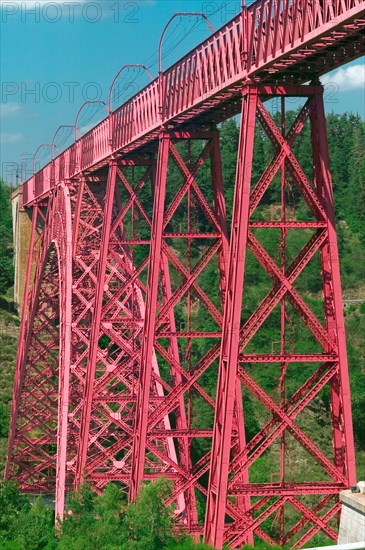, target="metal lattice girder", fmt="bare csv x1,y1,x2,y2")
204,84,356,548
